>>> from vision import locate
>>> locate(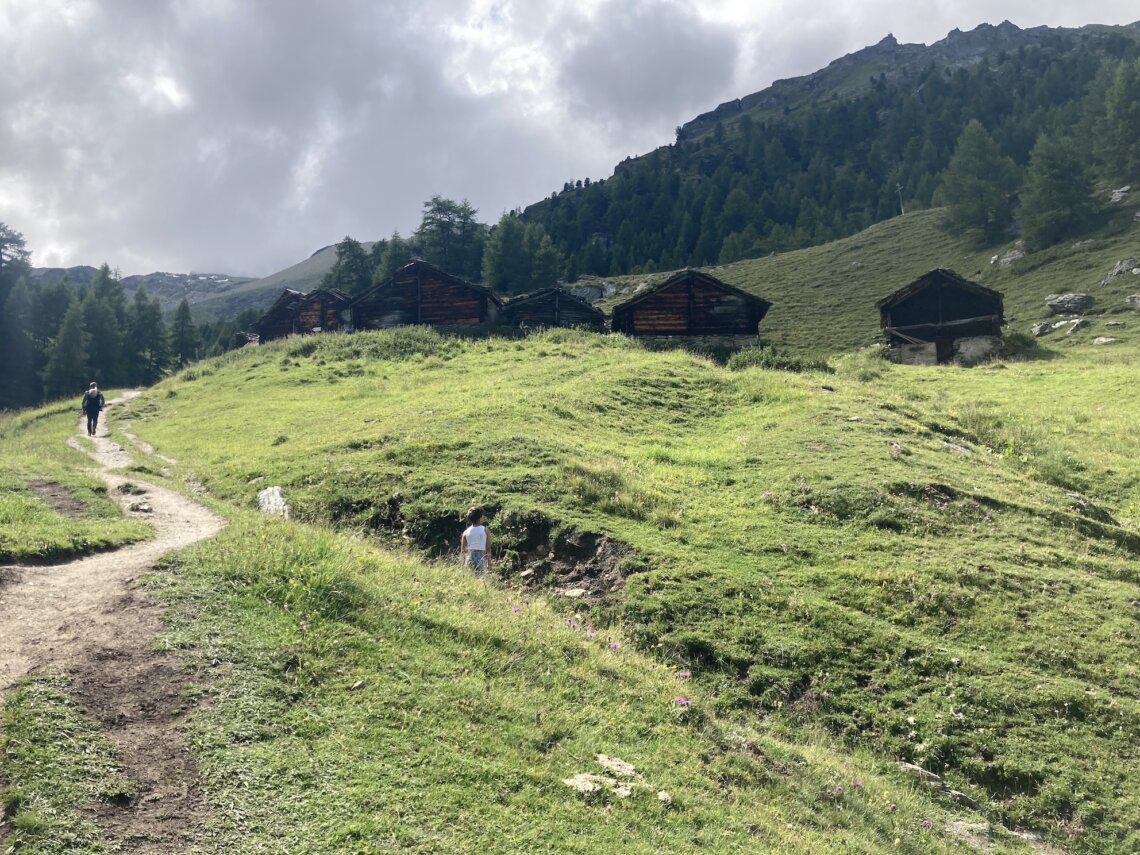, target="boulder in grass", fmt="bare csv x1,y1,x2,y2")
1101,258,1140,286
1127,295,1140,310
1047,293,1094,314
1093,337,1120,345
1031,322,1055,337
257,486,291,519
1064,318,1091,336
